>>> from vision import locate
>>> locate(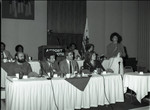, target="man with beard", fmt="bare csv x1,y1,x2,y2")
7,52,32,76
